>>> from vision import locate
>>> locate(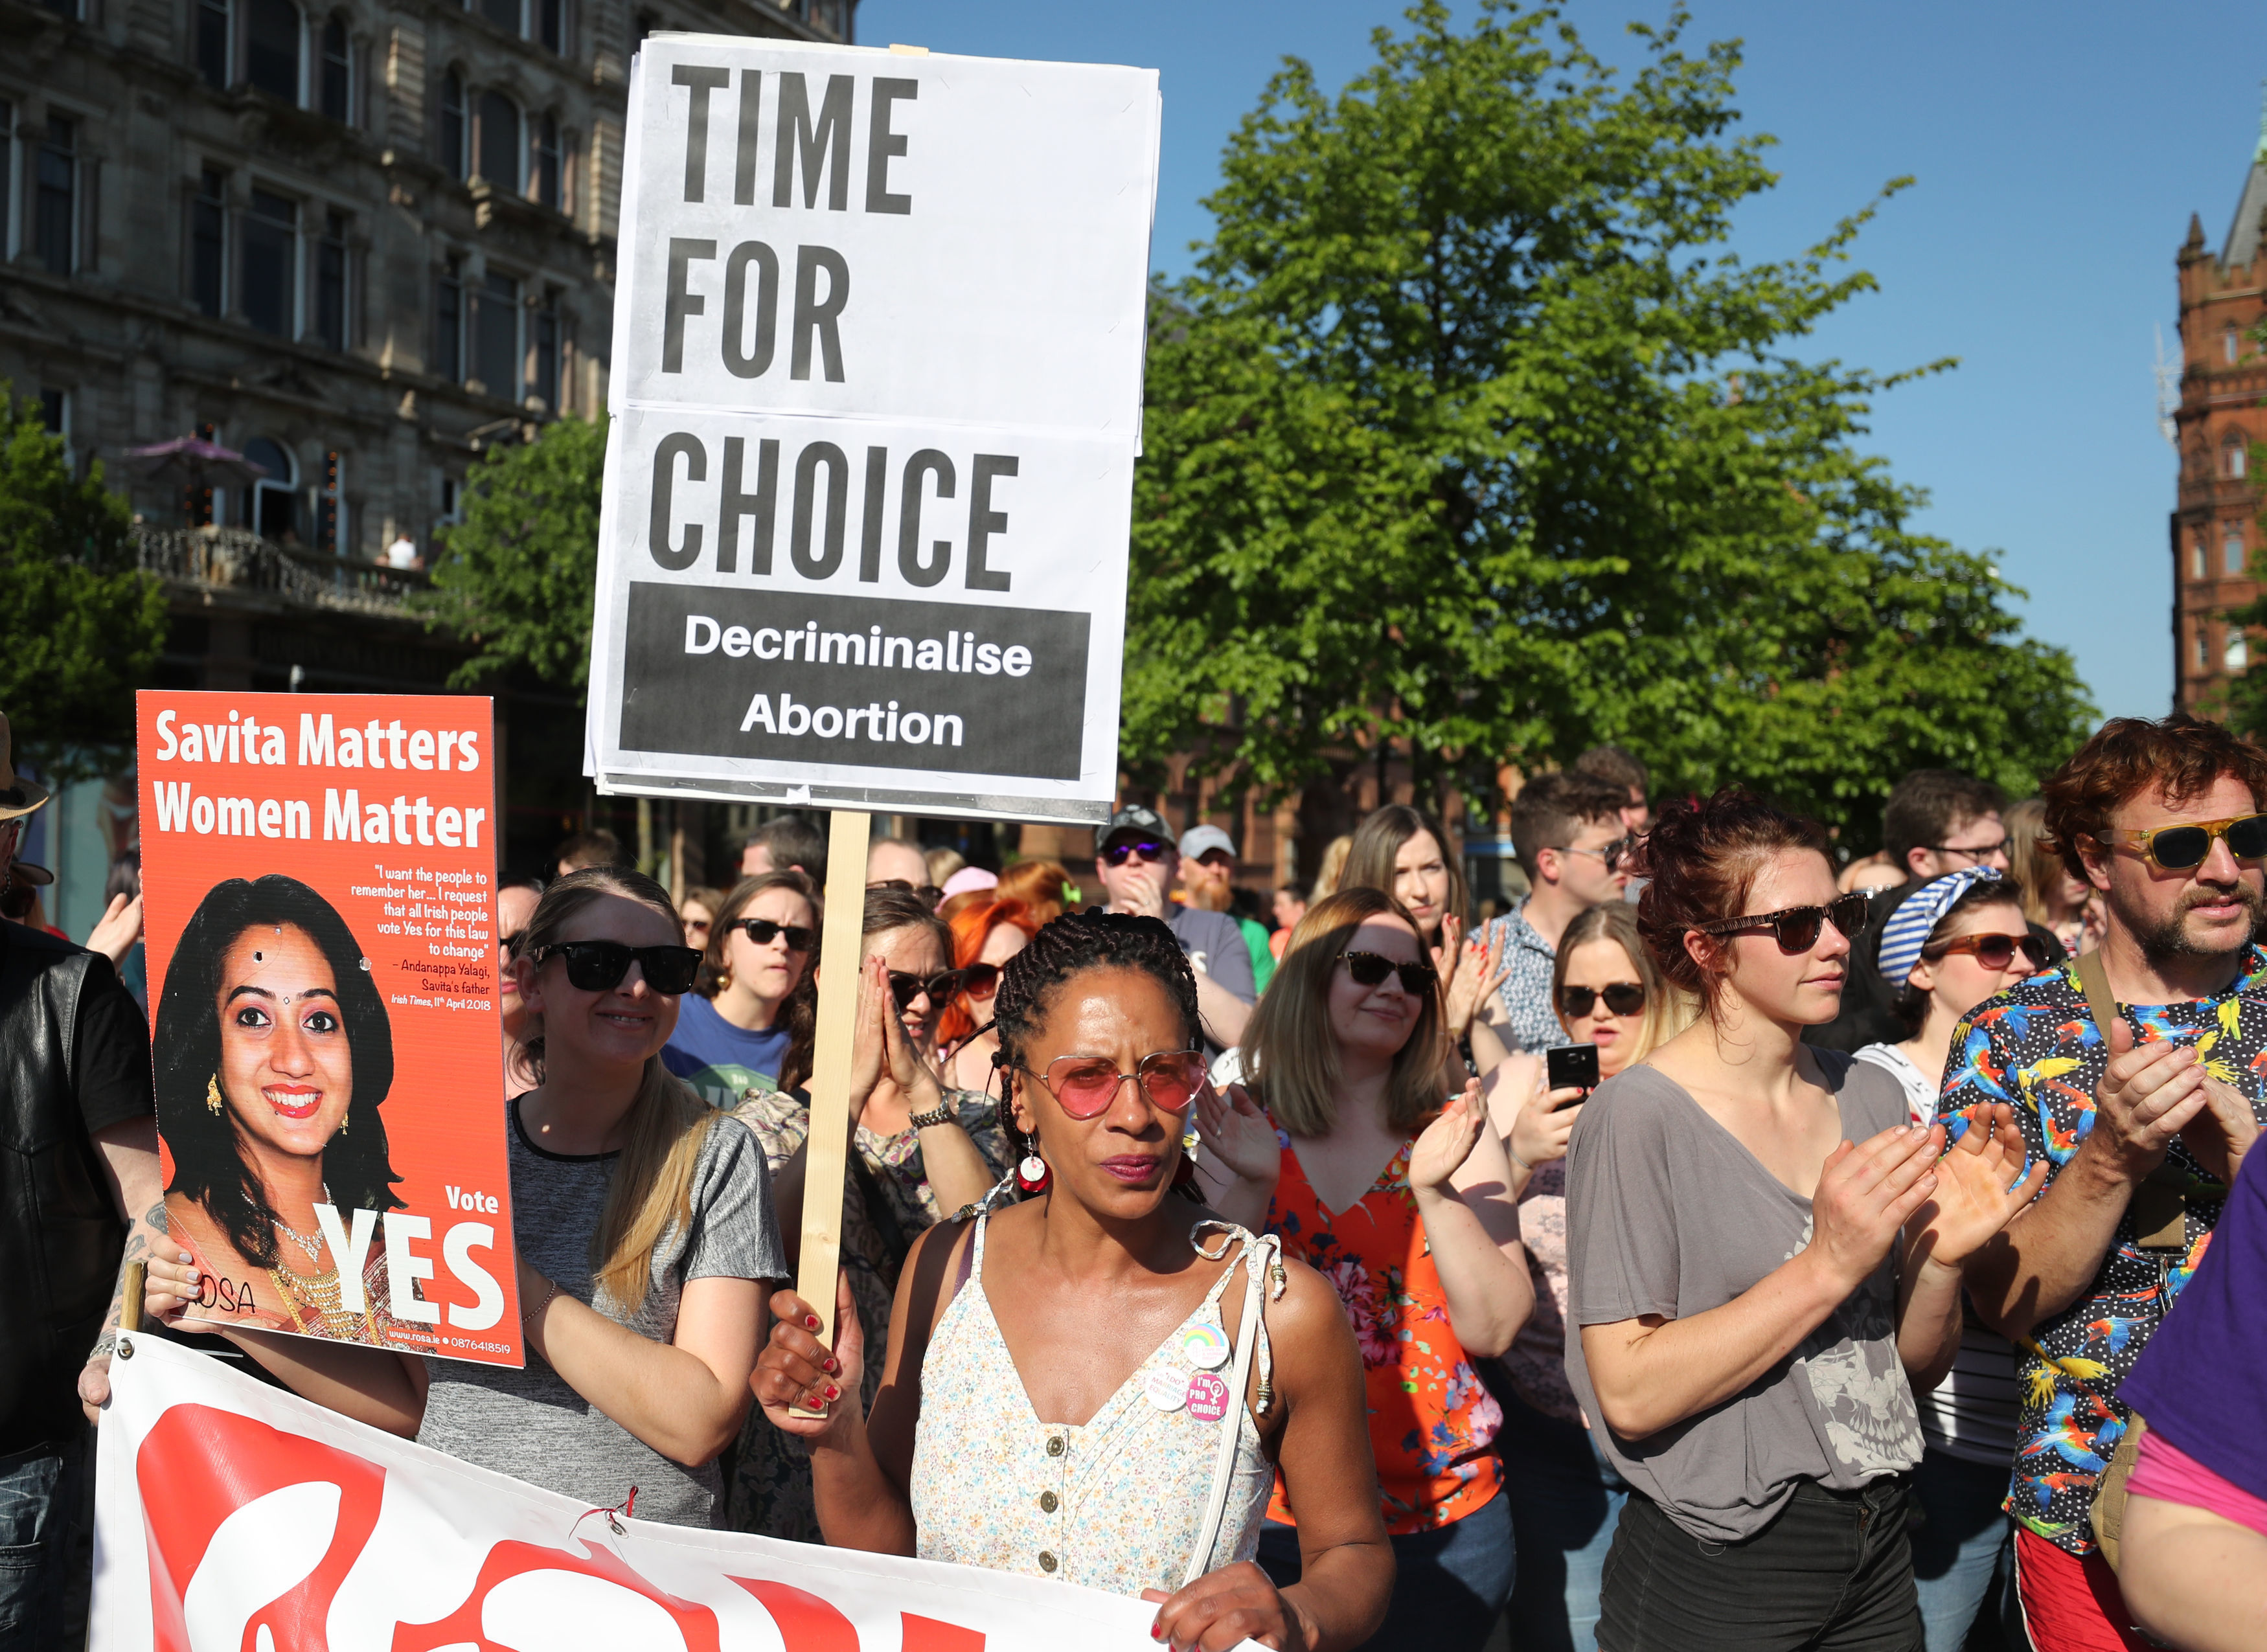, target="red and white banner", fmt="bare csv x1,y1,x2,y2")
92,1336,1185,1651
